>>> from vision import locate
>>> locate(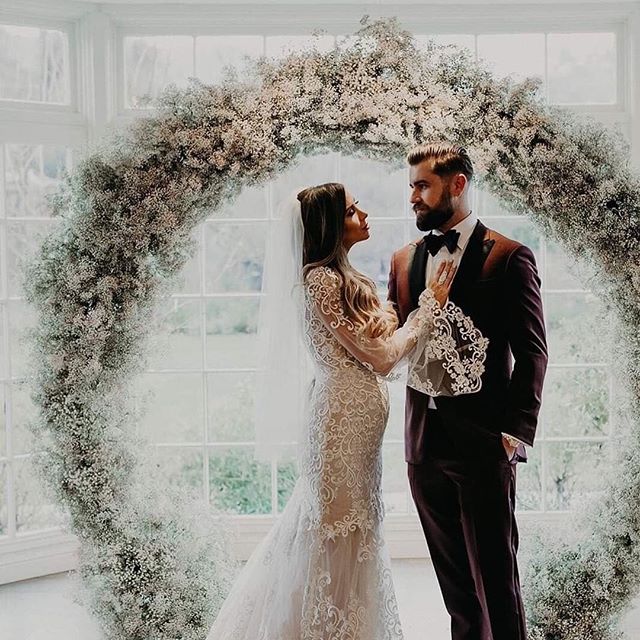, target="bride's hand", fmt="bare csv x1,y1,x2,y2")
427,260,457,308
